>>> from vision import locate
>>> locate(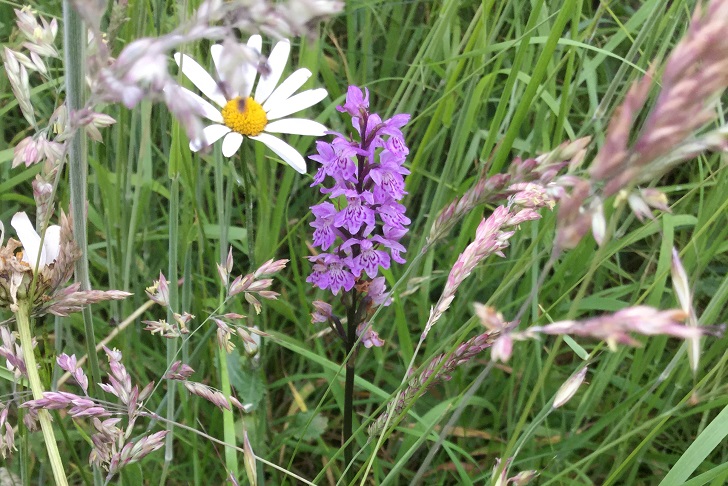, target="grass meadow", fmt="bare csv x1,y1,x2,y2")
0,0,727,484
